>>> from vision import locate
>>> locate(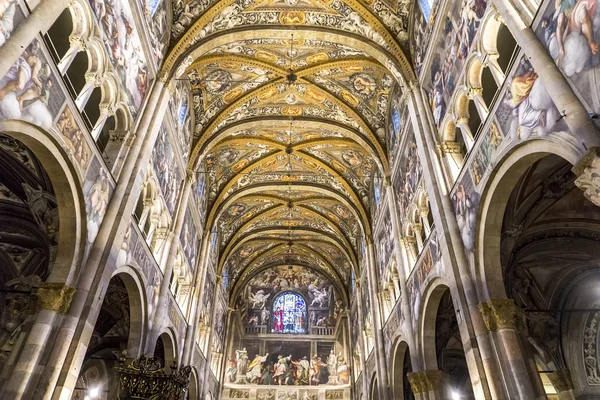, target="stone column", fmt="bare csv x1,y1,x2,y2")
455,117,475,151
365,237,390,400
75,72,101,110
0,0,71,78
406,83,501,399
478,298,540,398
407,370,444,400
0,283,74,399
30,77,171,400
181,231,212,365
146,170,195,354
468,87,489,123
490,2,600,150
547,370,576,400
57,36,86,74
90,104,113,140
